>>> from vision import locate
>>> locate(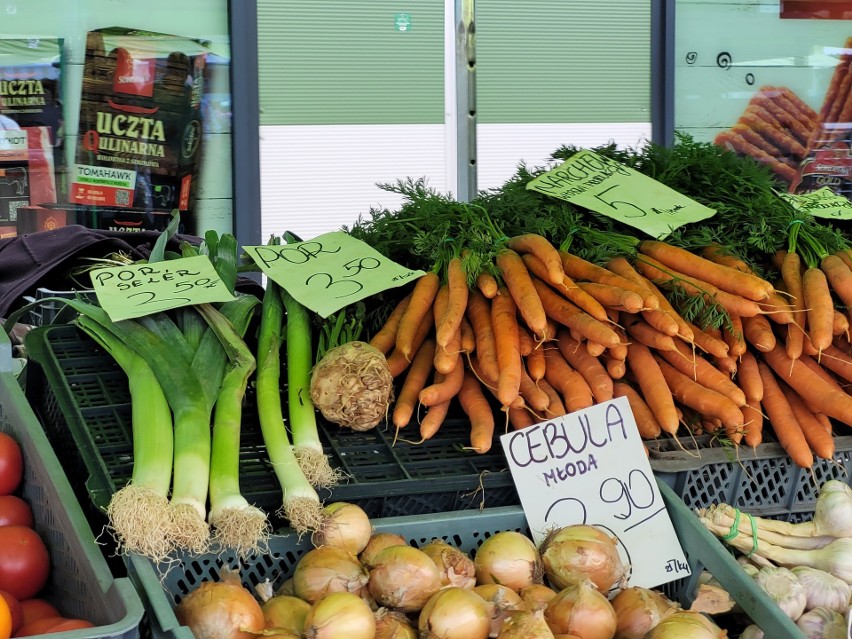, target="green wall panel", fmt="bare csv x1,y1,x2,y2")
476,0,651,123
257,1,444,125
